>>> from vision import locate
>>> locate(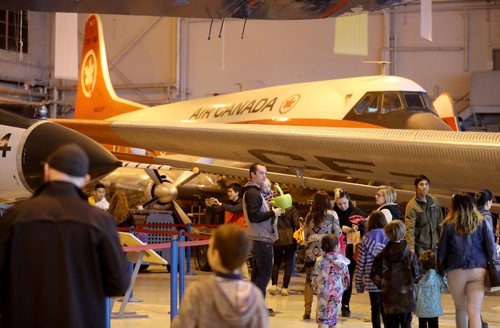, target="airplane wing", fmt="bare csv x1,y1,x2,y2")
1,0,415,19
53,119,500,197
112,143,500,214
111,150,419,200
